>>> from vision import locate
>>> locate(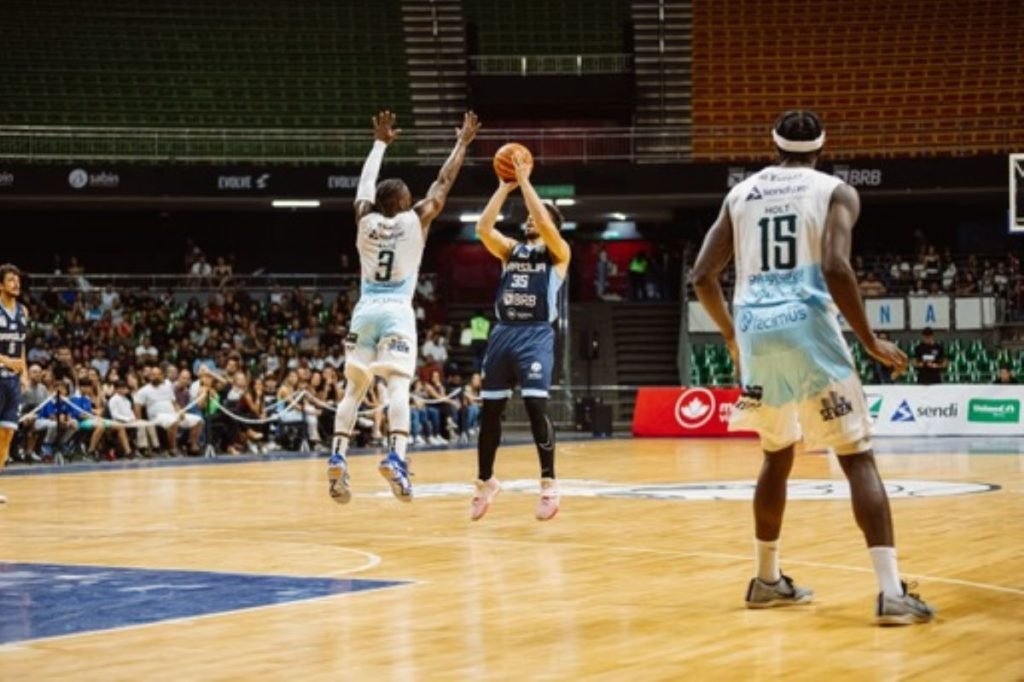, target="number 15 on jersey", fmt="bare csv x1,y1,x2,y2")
758,214,797,272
